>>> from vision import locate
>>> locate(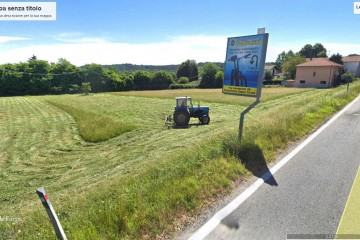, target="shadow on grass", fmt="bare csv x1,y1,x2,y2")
171,123,205,129
238,143,278,187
